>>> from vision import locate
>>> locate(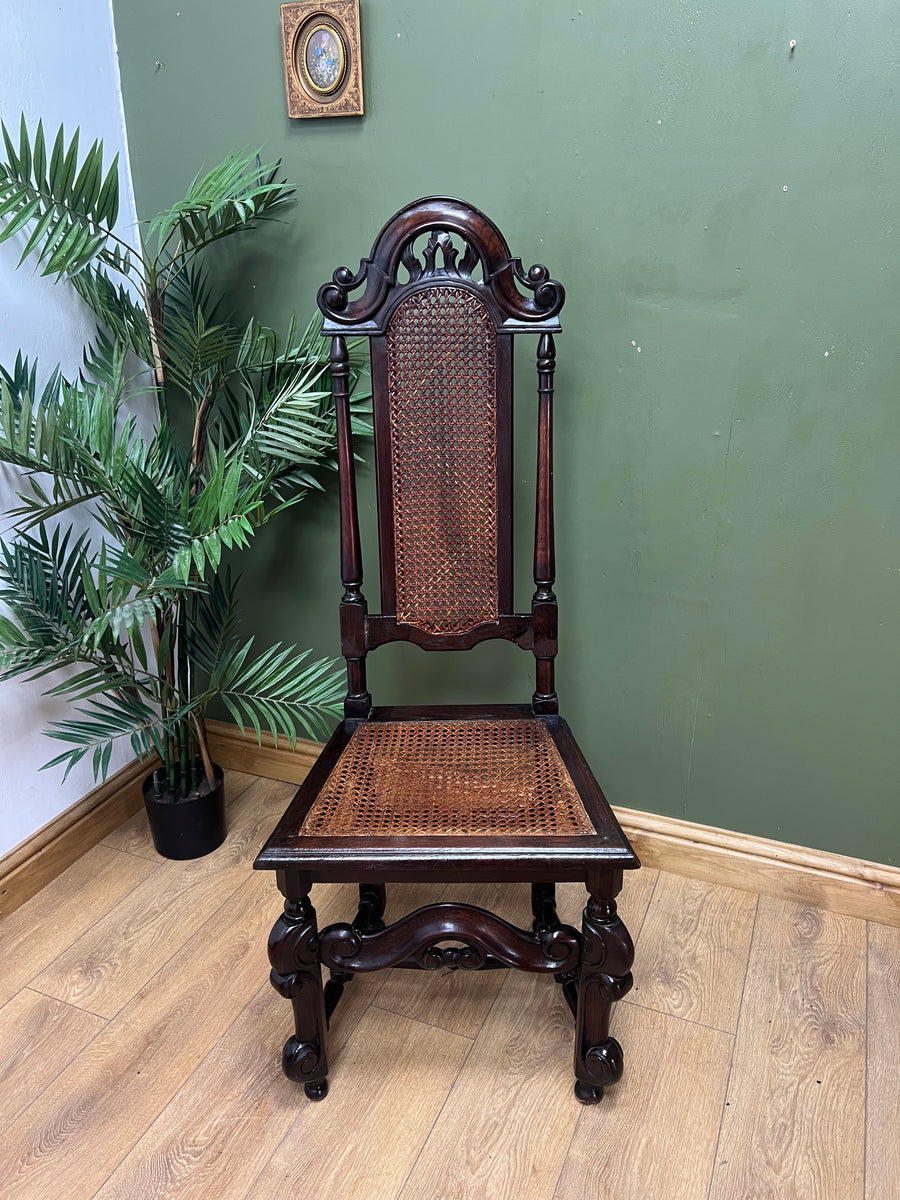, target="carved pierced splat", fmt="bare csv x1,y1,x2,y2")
400,230,481,283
